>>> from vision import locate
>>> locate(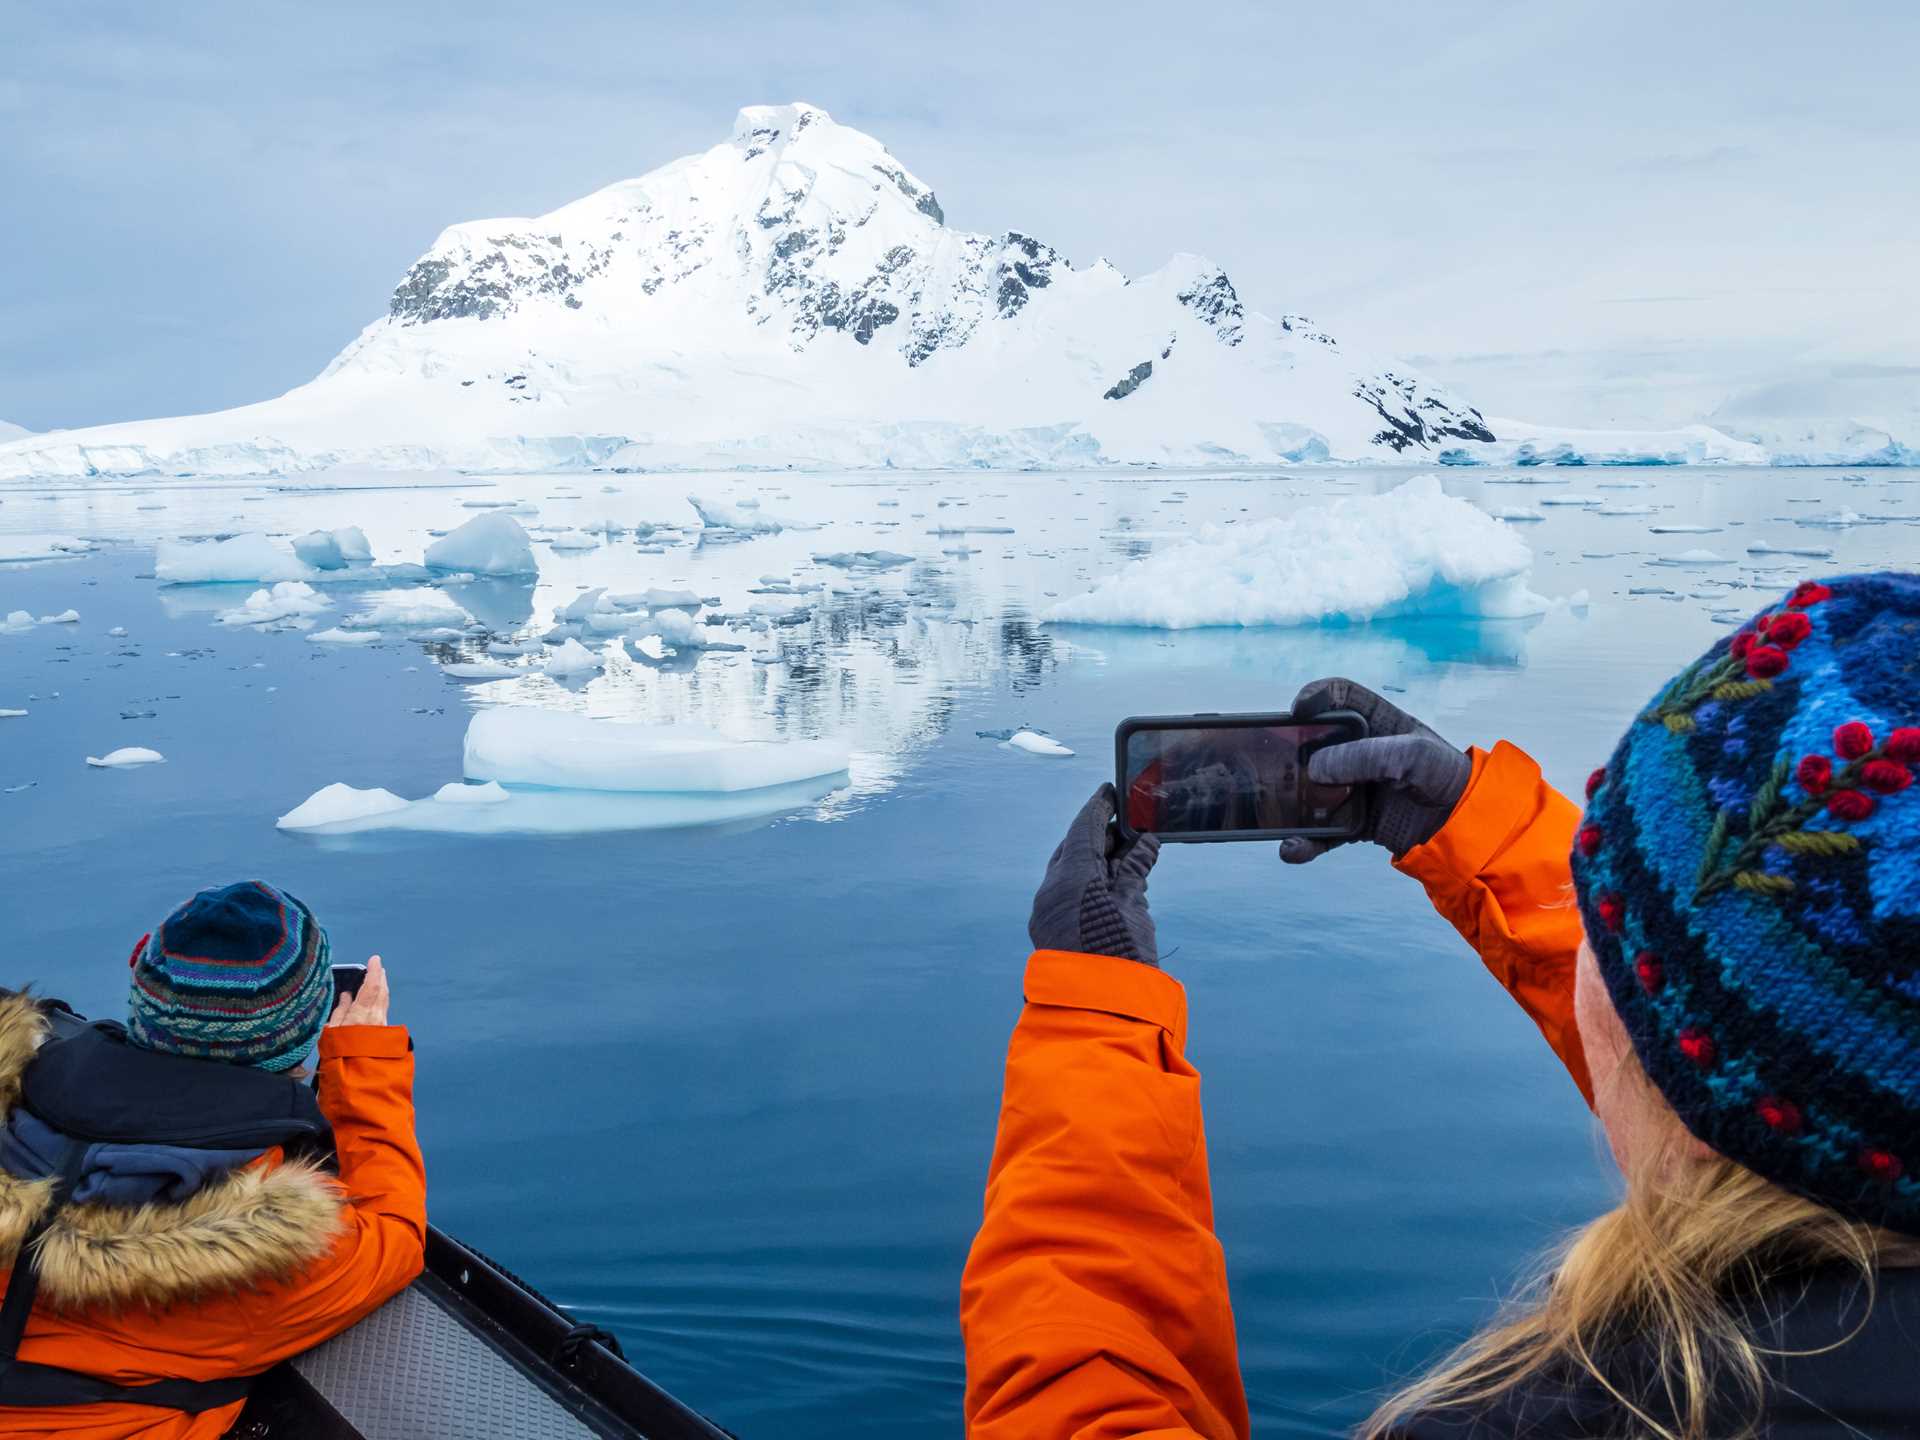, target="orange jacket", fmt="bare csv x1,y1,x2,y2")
961,740,1589,1439
0,1024,426,1440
